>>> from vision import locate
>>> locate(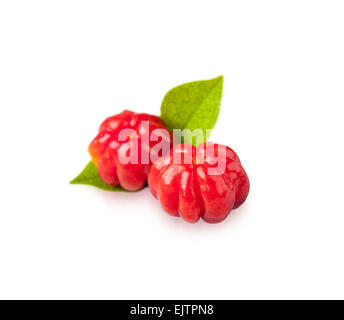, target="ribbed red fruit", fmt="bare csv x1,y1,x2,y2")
148,143,249,223
89,110,172,191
